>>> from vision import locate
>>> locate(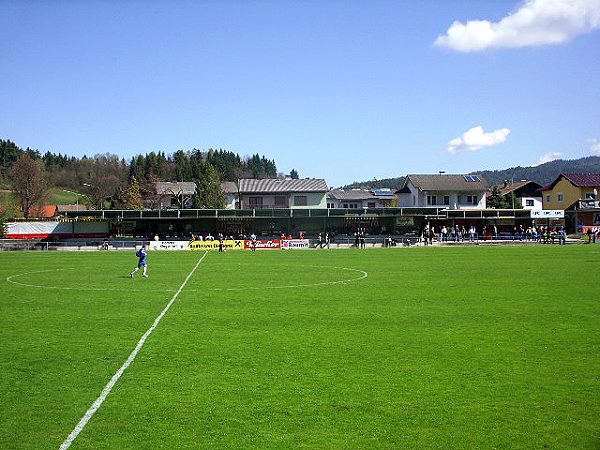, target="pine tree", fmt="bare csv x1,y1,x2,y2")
125,176,144,210
487,186,505,209
194,164,225,209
